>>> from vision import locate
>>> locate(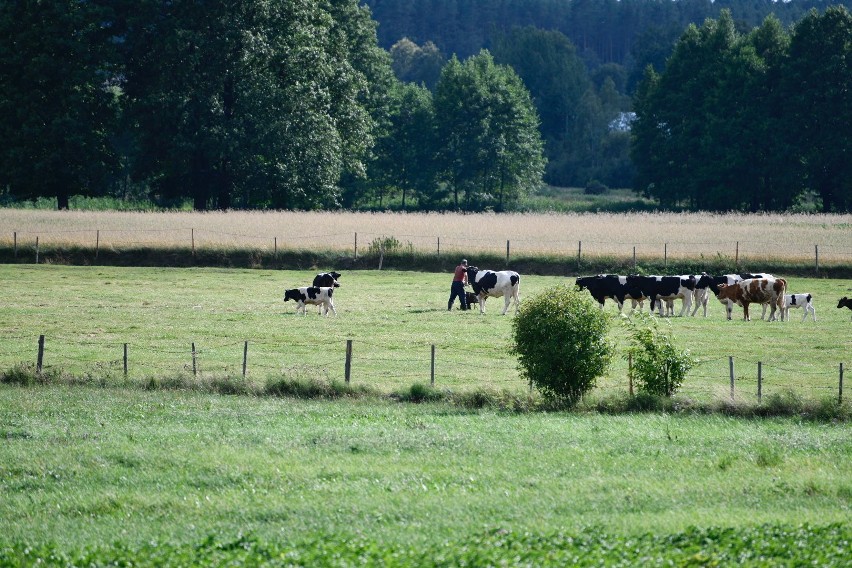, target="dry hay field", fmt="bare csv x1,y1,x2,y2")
1,209,851,265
